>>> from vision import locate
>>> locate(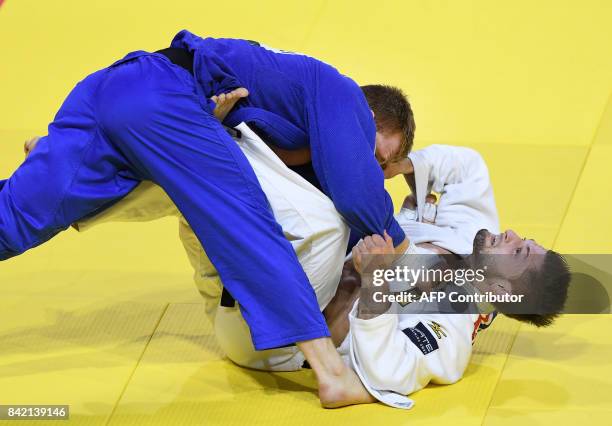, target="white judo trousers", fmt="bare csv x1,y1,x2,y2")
77,123,350,371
